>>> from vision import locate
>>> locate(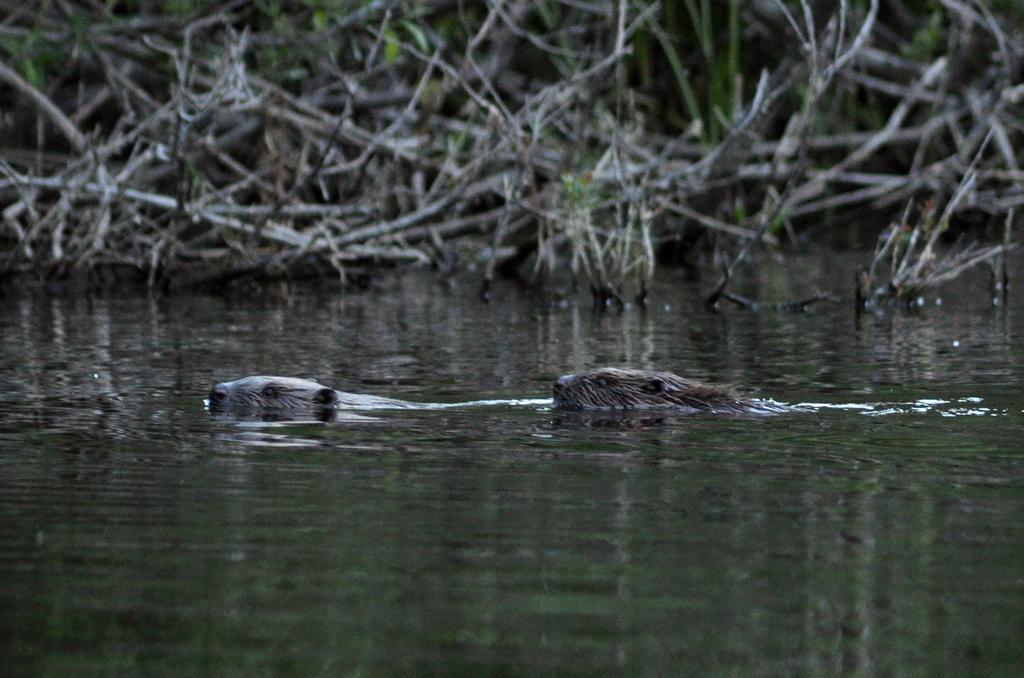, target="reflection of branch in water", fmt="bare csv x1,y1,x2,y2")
722,291,841,313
